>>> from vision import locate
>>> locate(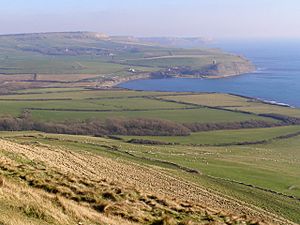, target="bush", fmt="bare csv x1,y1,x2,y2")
105,118,191,136
184,119,278,132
